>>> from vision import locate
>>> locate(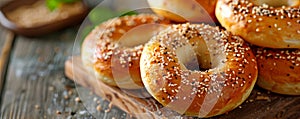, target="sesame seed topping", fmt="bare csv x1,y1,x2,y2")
143,23,257,103
91,14,171,88
255,28,260,32
224,0,300,48
255,48,300,70
277,28,282,31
